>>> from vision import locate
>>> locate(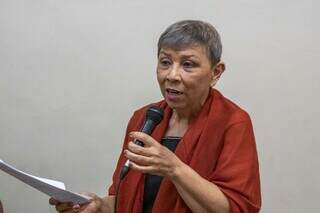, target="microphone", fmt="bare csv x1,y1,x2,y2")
119,106,164,180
